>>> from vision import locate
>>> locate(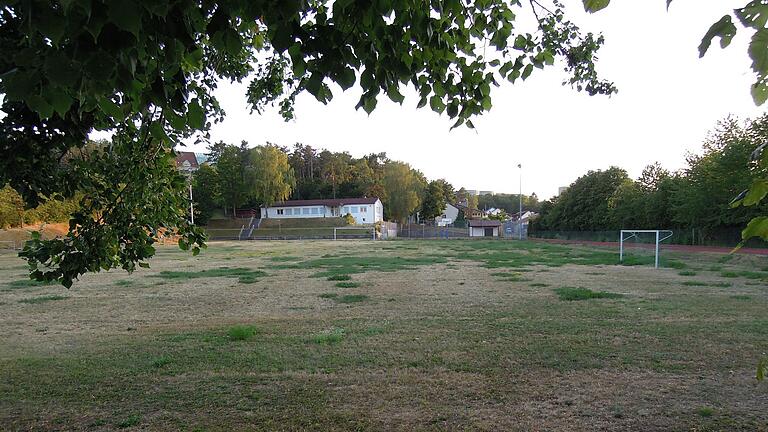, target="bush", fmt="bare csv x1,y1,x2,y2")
23,194,79,225
0,184,24,228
